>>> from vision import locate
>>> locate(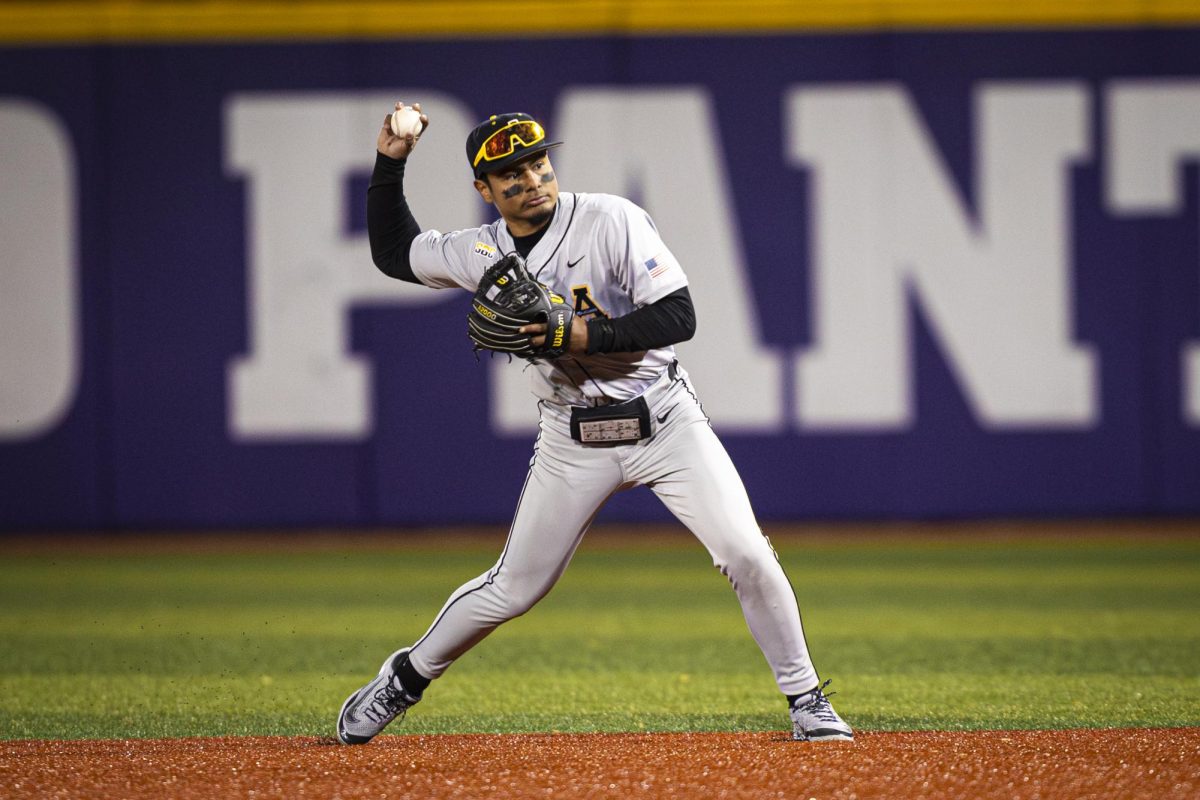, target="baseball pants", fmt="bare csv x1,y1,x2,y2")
406,365,819,696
